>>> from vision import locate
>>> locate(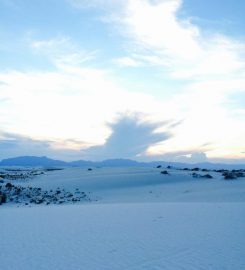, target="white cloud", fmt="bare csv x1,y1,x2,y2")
0,65,171,151
1,60,244,160
83,114,171,160
74,0,245,160
31,37,97,67
123,0,200,58
115,56,142,67
0,131,88,161
116,0,245,79
1,0,245,161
